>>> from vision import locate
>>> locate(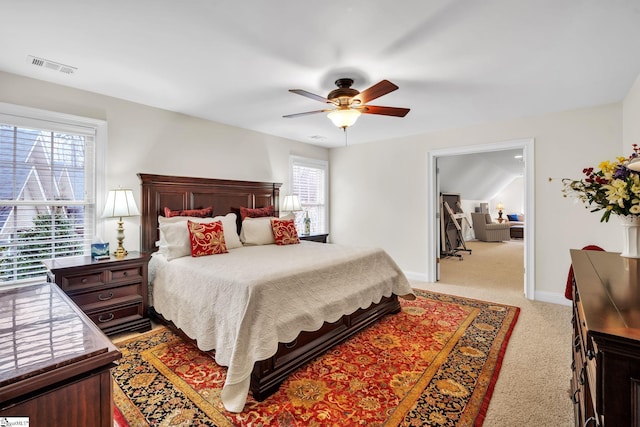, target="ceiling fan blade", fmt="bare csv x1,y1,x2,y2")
358,105,410,117
289,89,331,103
283,109,331,118
353,80,399,104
